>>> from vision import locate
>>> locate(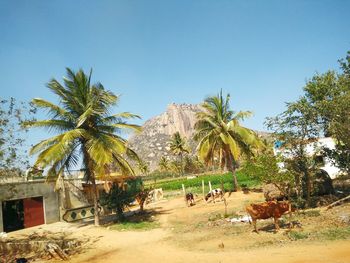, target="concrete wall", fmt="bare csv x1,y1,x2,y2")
0,180,60,232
